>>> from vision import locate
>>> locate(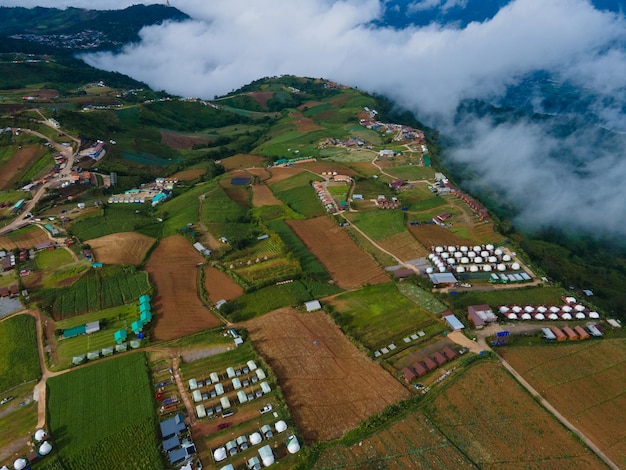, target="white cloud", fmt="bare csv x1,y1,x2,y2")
5,0,626,235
